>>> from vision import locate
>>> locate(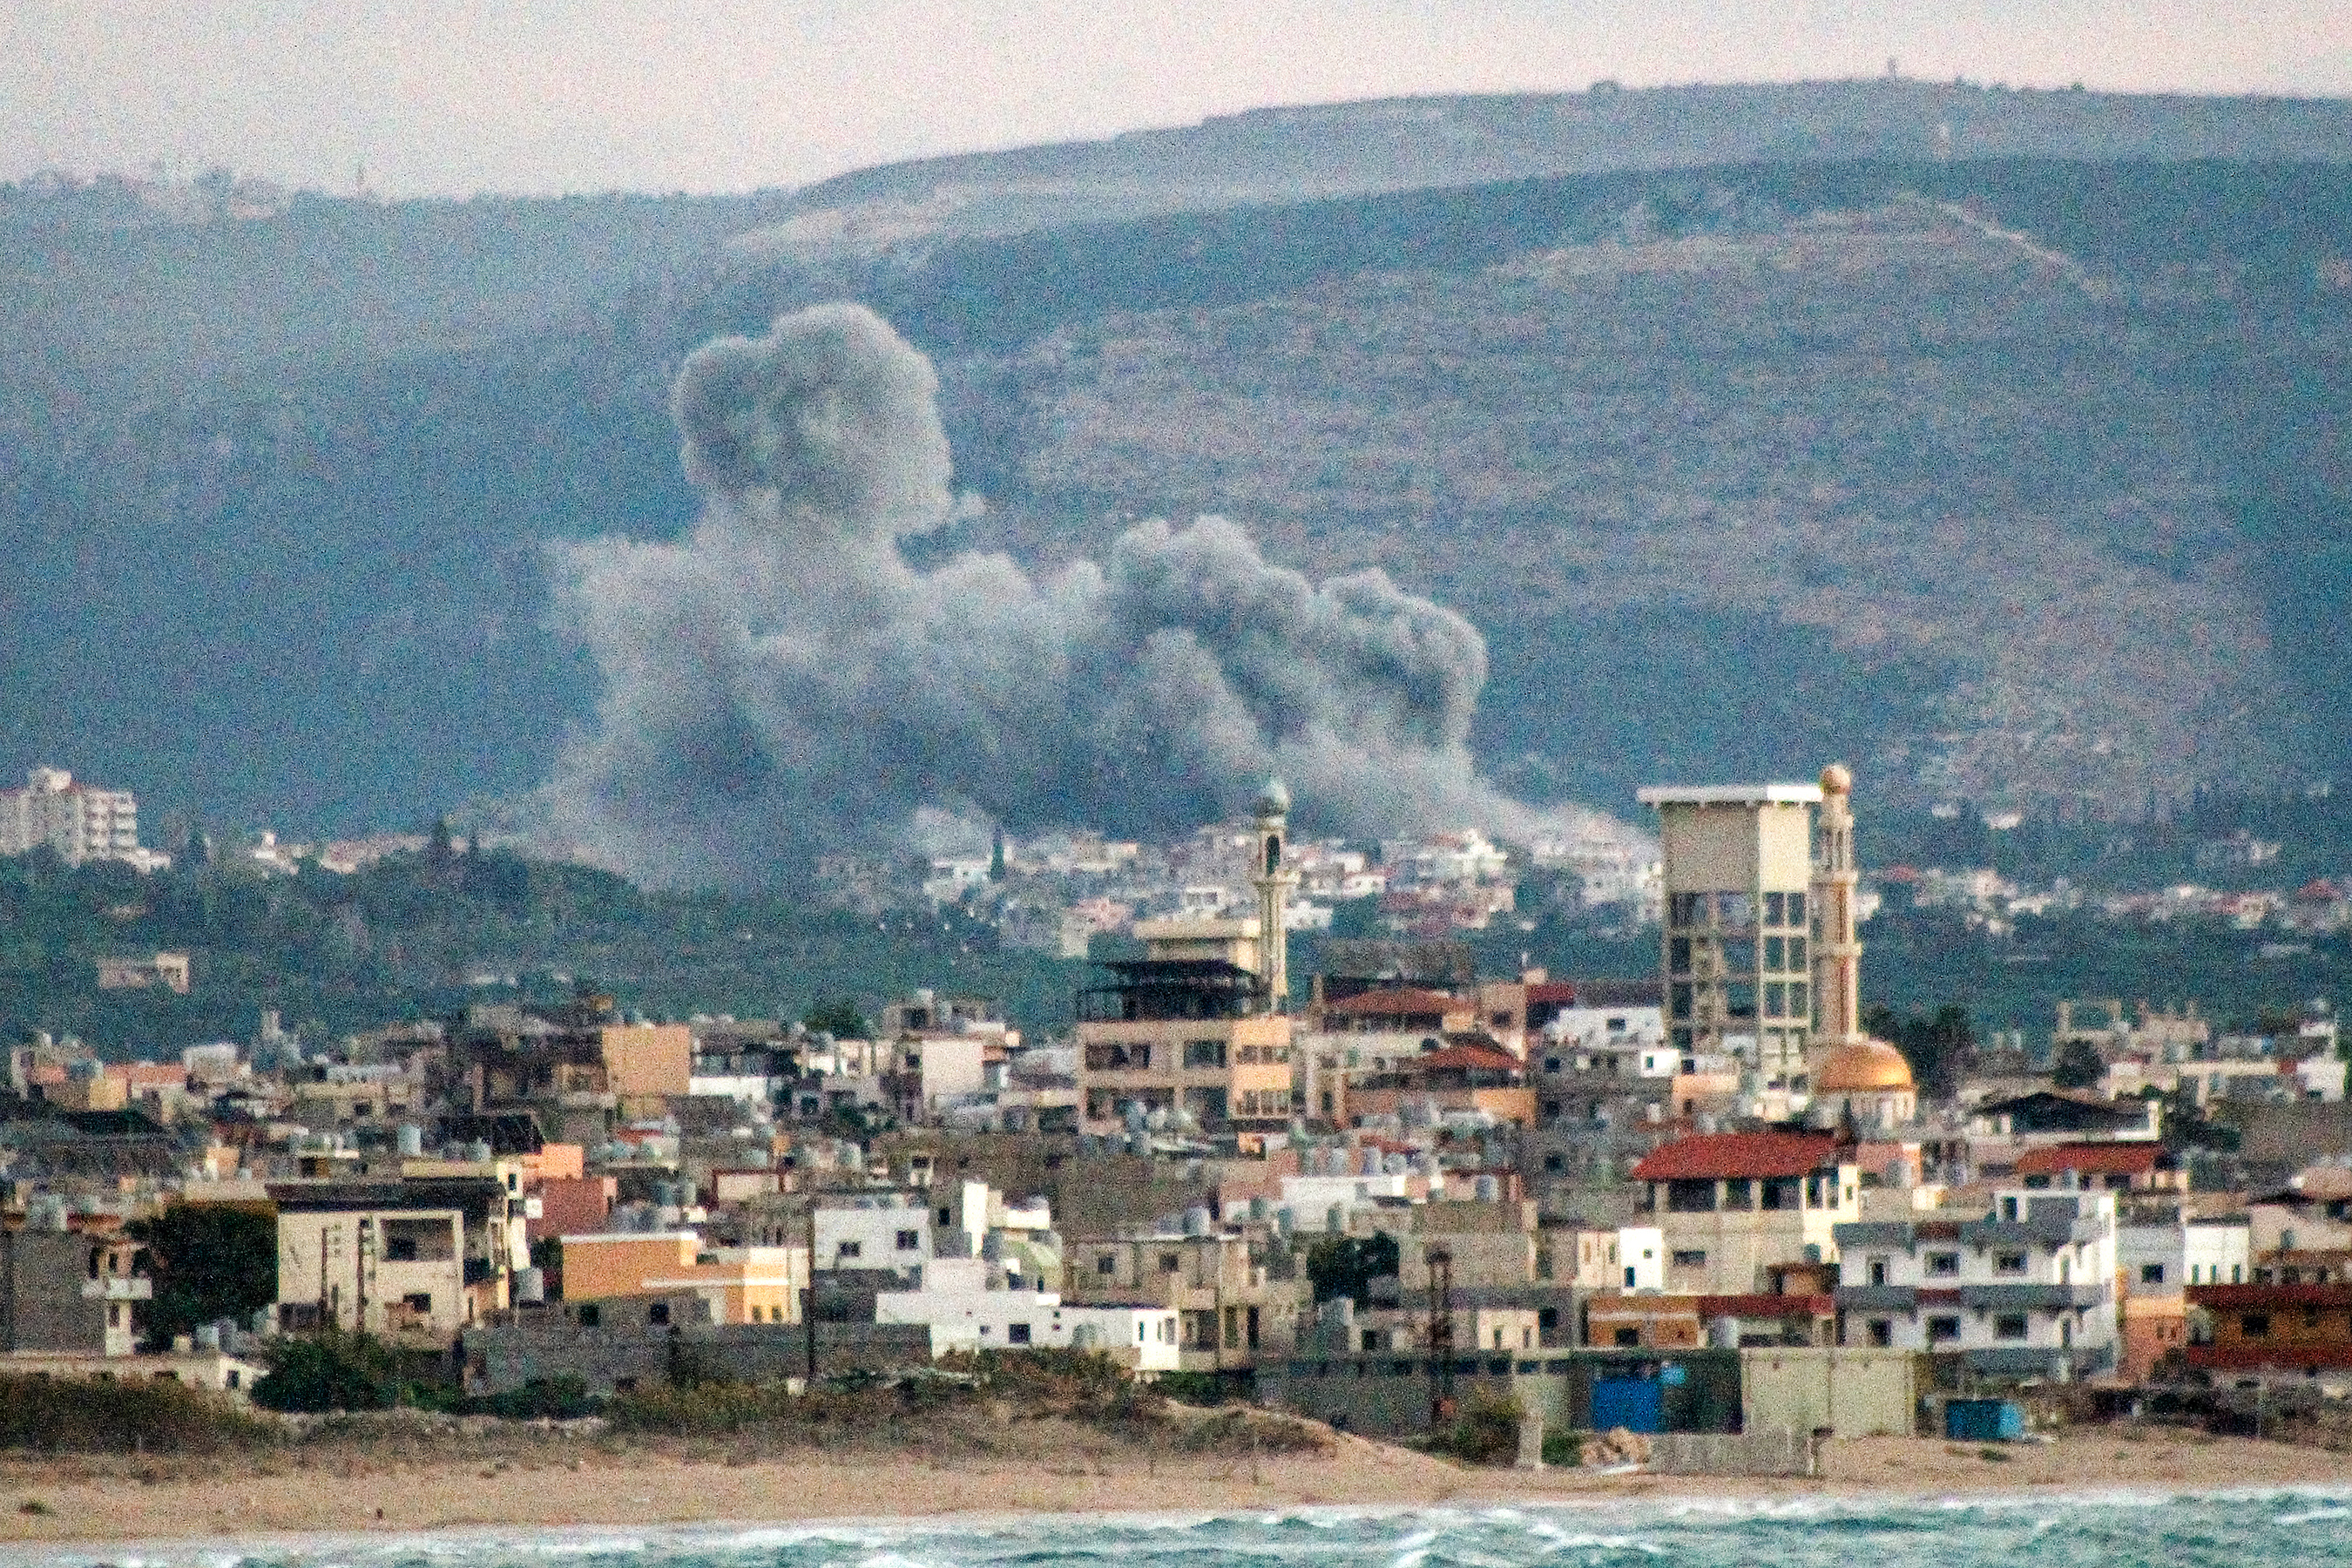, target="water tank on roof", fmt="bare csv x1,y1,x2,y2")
1383,1153,1408,1176
194,1324,220,1351
1183,1206,1213,1237
396,1124,424,1158
1327,1205,1346,1233
25,1194,66,1231
1475,1174,1502,1202
515,1267,546,1305
1274,1207,1294,1237
1360,1148,1380,1177
1248,1196,1269,1222
467,1139,493,1163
